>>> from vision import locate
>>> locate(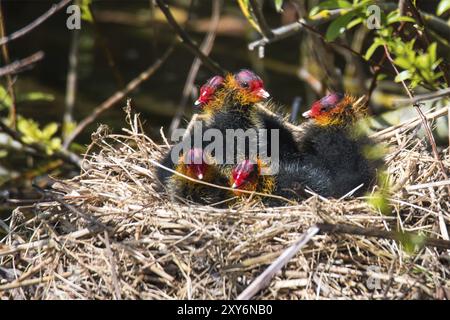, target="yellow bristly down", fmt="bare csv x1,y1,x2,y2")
314,95,367,127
